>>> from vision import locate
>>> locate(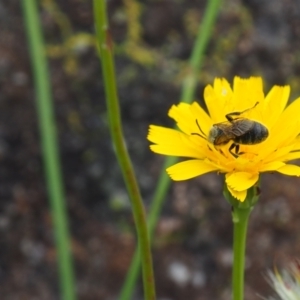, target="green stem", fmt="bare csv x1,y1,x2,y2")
21,1,76,300
119,1,222,299
232,207,251,300
181,0,223,101
93,1,156,300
